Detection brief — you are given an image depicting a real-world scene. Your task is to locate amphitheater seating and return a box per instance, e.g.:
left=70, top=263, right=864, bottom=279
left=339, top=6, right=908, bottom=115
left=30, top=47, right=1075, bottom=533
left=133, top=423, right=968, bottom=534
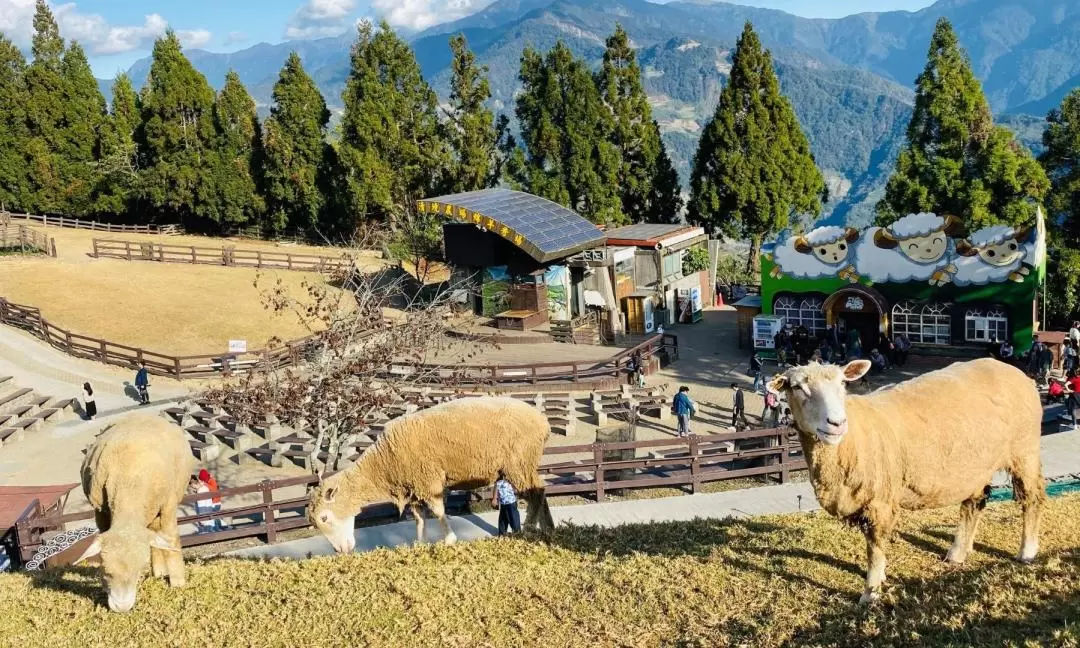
left=0, top=378, right=76, bottom=445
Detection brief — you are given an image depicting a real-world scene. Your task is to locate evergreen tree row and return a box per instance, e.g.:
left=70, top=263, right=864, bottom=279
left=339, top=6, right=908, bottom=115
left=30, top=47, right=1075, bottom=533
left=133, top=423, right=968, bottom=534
left=0, top=4, right=685, bottom=235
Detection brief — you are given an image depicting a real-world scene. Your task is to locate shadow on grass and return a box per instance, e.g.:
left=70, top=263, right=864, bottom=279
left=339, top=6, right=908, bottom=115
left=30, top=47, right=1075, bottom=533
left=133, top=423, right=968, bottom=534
left=784, top=547, right=1080, bottom=646
left=25, top=564, right=106, bottom=608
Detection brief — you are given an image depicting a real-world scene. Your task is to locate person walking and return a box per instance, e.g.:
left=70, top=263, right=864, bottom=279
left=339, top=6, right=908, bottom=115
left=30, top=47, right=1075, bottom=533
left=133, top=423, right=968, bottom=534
left=893, top=333, right=910, bottom=367
left=1070, top=321, right=1080, bottom=346
left=749, top=351, right=765, bottom=394
left=729, top=383, right=749, bottom=431
left=1065, top=341, right=1078, bottom=375
left=761, top=389, right=780, bottom=428
left=82, top=382, right=97, bottom=421
left=134, top=361, right=150, bottom=405
left=189, top=475, right=214, bottom=534
left=198, top=469, right=223, bottom=531
left=491, top=472, right=521, bottom=536
left=671, top=386, right=696, bottom=437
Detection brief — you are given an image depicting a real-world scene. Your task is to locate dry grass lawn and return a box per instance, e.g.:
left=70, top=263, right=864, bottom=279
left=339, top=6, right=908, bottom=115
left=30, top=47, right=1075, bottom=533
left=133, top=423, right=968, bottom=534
left=3, top=495, right=1079, bottom=647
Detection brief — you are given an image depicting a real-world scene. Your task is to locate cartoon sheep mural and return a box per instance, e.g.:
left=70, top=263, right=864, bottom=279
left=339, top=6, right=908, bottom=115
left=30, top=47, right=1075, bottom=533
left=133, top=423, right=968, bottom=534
left=769, top=226, right=861, bottom=283
left=855, top=213, right=967, bottom=286
left=307, top=397, right=554, bottom=553
left=74, top=414, right=195, bottom=613
left=952, top=224, right=1037, bottom=286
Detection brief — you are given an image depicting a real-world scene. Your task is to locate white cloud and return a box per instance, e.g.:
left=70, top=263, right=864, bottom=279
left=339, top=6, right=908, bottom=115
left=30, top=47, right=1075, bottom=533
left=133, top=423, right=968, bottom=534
left=285, top=0, right=358, bottom=39
left=371, top=0, right=494, bottom=31
left=0, top=0, right=211, bottom=55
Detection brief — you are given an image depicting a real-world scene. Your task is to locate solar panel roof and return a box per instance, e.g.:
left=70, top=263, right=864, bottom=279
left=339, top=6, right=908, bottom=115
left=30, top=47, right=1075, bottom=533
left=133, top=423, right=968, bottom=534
left=417, top=189, right=606, bottom=263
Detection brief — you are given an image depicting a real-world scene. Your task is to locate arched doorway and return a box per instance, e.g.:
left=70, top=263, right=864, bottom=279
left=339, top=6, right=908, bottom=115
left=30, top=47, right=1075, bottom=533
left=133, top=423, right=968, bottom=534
left=823, top=285, right=889, bottom=354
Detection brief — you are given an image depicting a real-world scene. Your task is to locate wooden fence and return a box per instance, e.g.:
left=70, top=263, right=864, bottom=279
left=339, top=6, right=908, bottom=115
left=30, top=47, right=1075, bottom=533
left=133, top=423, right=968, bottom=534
left=0, top=225, right=56, bottom=257
left=0, top=297, right=320, bottom=380
left=12, top=427, right=805, bottom=565
left=91, top=238, right=354, bottom=273
left=0, top=211, right=180, bottom=235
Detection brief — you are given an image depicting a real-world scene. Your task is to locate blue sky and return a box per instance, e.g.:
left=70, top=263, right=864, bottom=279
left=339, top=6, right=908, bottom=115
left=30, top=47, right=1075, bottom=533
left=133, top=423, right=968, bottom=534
left=0, top=0, right=936, bottom=77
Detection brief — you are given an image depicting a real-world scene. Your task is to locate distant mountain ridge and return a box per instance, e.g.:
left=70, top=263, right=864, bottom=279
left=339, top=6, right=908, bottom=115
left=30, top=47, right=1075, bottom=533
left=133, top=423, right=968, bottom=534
left=103, top=0, right=1080, bottom=226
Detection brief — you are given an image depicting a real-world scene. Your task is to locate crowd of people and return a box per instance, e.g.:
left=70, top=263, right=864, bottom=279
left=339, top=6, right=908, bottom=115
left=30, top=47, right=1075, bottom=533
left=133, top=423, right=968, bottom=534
left=767, top=323, right=911, bottom=376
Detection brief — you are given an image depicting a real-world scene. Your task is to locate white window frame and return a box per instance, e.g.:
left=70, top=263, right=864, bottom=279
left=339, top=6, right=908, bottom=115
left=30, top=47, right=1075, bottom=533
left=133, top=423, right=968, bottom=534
left=774, top=295, right=825, bottom=335
left=891, top=300, right=952, bottom=345
left=964, top=307, right=1008, bottom=343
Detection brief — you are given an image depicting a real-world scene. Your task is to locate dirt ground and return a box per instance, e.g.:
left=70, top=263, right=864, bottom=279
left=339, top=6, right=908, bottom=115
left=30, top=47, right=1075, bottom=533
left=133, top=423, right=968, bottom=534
left=0, top=225, right=384, bottom=355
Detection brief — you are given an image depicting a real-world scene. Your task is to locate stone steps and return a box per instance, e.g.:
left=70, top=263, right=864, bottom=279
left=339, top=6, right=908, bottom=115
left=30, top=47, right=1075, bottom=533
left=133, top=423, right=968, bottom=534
left=0, top=383, right=76, bottom=446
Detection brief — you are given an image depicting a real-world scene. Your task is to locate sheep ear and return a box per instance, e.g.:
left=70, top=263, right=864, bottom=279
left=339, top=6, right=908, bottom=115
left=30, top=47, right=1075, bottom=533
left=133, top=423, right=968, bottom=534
left=149, top=534, right=181, bottom=553
left=842, top=360, right=872, bottom=382
left=873, top=228, right=898, bottom=249
left=323, top=486, right=337, bottom=503
left=942, top=214, right=967, bottom=238
left=793, top=237, right=812, bottom=254
left=1014, top=225, right=1034, bottom=243
left=955, top=240, right=978, bottom=257
left=767, top=375, right=789, bottom=394
left=73, top=537, right=102, bottom=565
left=844, top=228, right=860, bottom=243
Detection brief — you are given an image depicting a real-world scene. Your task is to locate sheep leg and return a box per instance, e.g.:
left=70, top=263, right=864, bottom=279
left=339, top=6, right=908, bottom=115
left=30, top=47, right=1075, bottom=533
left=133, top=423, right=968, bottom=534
left=1011, top=454, right=1045, bottom=563
left=427, top=495, right=456, bottom=546
left=946, top=491, right=988, bottom=564
left=148, top=516, right=167, bottom=579
left=860, top=522, right=892, bottom=604
left=410, top=502, right=427, bottom=545
left=157, top=505, right=185, bottom=588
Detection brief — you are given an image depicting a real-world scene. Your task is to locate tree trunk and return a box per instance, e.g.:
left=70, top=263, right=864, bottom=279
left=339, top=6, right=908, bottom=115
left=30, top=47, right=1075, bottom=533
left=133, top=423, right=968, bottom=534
left=746, top=235, right=762, bottom=276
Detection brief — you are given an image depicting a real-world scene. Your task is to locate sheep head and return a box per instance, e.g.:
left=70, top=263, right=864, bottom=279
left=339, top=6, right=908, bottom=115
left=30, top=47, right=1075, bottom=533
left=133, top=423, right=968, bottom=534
left=793, top=227, right=859, bottom=265
left=768, top=360, right=871, bottom=446
left=73, top=528, right=179, bottom=613
left=307, top=475, right=358, bottom=554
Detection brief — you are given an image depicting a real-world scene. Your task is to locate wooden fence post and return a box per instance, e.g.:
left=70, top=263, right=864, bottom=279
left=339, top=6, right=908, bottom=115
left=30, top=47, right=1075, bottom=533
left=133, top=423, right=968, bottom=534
left=593, top=444, right=605, bottom=502
left=191, top=246, right=196, bottom=264
left=688, top=435, right=699, bottom=494
left=65, top=331, right=73, bottom=354
left=50, top=238, right=56, bottom=257
left=779, top=431, right=789, bottom=484
left=99, top=339, right=107, bottom=362
left=262, top=481, right=277, bottom=544
left=126, top=240, right=132, bottom=261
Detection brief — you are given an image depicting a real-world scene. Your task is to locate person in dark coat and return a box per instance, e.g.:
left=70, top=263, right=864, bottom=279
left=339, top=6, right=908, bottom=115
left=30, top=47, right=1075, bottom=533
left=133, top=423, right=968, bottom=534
left=135, top=361, right=150, bottom=405
left=82, top=382, right=96, bottom=420
left=730, top=383, right=749, bottom=430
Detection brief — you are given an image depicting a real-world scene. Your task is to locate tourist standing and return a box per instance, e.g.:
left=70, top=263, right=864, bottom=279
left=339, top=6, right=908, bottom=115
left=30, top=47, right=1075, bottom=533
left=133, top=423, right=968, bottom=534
left=1065, top=341, right=1078, bottom=375
left=1039, top=342, right=1054, bottom=386
left=846, top=328, right=863, bottom=359
left=774, top=328, right=788, bottom=367
left=825, top=324, right=843, bottom=363
left=1070, top=321, right=1080, bottom=346
left=671, top=386, right=696, bottom=437
left=749, top=351, right=765, bottom=394
left=134, top=361, right=150, bottom=405
left=729, top=383, right=749, bottom=430
left=627, top=349, right=643, bottom=386
left=189, top=476, right=214, bottom=534
left=491, top=472, right=520, bottom=536
left=894, top=333, right=910, bottom=367
left=198, top=469, right=223, bottom=531
left=82, top=382, right=96, bottom=421
left=999, top=339, right=1015, bottom=363
left=761, top=389, right=780, bottom=428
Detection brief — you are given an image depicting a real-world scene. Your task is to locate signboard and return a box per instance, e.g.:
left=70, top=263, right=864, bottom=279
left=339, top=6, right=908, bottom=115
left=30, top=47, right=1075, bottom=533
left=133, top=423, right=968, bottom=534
left=417, top=200, right=526, bottom=250
left=845, top=296, right=864, bottom=311
left=228, top=340, right=247, bottom=354
left=644, top=299, right=655, bottom=334
left=690, top=287, right=704, bottom=323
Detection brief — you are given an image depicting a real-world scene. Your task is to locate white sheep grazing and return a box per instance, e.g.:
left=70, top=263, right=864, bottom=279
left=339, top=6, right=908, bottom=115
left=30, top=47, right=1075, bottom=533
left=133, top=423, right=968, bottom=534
left=855, top=213, right=966, bottom=286
left=768, top=358, right=1044, bottom=604
left=952, top=224, right=1035, bottom=286
left=307, top=396, right=554, bottom=553
left=769, top=226, right=861, bottom=282
left=74, top=414, right=195, bottom=613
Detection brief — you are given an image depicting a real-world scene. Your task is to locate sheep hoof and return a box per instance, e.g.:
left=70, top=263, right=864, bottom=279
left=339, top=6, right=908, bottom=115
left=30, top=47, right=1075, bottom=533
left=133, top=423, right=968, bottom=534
left=858, top=589, right=880, bottom=605
left=944, top=549, right=967, bottom=564
left=1017, top=546, right=1038, bottom=564
left=168, top=577, right=186, bottom=588
left=443, top=532, right=458, bottom=546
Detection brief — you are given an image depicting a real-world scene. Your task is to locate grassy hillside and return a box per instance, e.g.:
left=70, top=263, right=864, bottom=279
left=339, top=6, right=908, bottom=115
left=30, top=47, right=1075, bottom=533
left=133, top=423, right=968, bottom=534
left=3, top=496, right=1079, bottom=647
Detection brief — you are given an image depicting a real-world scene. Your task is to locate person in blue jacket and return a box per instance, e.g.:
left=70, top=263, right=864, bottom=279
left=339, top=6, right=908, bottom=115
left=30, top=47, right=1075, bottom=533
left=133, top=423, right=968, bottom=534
left=135, top=361, right=150, bottom=405
left=671, top=386, right=696, bottom=437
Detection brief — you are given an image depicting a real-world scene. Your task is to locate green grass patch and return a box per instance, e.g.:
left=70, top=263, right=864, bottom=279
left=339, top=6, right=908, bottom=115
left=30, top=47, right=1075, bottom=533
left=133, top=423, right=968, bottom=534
left=3, top=496, right=1079, bottom=647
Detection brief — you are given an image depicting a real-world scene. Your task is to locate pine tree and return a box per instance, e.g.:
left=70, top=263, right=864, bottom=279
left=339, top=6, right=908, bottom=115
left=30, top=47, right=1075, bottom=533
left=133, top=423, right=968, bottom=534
left=877, top=18, right=1047, bottom=229
left=1039, top=89, right=1080, bottom=324
left=262, top=52, right=331, bottom=233
left=207, top=71, right=264, bottom=227
left=60, top=42, right=106, bottom=215
left=93, top=73, right=140, bottom=217
left=339, top=21, right=448, bottom=227
left=24, top=0, right=67, bottom=213
left=513, top=42, right=623, bottom=224
left=444, top=33, right=502, bottom=193
left=688, top=22, right=824, bottom=270
left=598, top=25, right=682, bottom=223
left=137, top=31, right=217, bottom=227
left=0, top=36, right=30, bottom=210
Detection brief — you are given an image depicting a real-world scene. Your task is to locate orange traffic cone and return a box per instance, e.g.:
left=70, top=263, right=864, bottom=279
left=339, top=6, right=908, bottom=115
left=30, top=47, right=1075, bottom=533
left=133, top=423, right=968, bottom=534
left=716, top=290, right=725, bottom=307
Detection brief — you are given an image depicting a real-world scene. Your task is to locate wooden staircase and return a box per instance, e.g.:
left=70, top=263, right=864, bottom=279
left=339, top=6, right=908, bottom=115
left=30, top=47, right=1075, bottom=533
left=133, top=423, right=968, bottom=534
left=550, top=312, right=601, bottom=345
left=0, top=376, right=77, bottom=445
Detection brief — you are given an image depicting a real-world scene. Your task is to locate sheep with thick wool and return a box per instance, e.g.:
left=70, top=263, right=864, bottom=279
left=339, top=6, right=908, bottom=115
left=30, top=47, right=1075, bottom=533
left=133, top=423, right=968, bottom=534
left=74, top=414, right=195, bottom=613
left=768, top=358, right=1044, bottom=604
left=308, top=396, right=554, bottom=552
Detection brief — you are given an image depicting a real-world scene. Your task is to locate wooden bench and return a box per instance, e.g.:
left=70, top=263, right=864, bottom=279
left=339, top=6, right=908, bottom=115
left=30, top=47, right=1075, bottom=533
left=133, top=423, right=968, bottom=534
left=185, top=424, right=218, bottom=445
left=281, top=449, right=312, bottom=469
left=494, top=309, right=546, bottom=331
left=188, top=439, right=220, bottom=462
left=271, top=433, right=315, bottom=452
left=0, top=388, right=33, bottom=413
left=245, top=446, right=282, bottom=468
left=190, top=410, right=222, bottom=426
left=212, top=428, right=254, bottom=451
left=0, top=417, right=37, bottom=444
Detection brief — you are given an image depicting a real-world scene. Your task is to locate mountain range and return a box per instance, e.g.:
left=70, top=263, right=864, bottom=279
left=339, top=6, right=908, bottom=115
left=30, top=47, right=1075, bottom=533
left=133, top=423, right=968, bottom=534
left=105, top=0, right=1080, bottom=227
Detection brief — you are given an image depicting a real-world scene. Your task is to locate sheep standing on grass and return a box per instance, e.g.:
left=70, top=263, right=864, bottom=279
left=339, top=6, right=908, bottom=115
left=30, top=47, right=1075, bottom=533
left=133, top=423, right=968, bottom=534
left=768, top=358, right=1044, bottom=604
left=768, top=226, right=861, bottom=282
left=73, top=414, right=195, bottom=613
left=308, top=397, right=554, bottom=552
left=856, top=212, right=966, bottom=286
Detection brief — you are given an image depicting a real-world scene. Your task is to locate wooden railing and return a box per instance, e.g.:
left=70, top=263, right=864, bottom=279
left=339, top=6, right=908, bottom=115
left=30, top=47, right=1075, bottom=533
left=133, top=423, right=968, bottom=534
left=0, top=297, right=320, bottom=380
left=12, top=427, right=805, bottom=565
left=1, top=211, right=180, bottom=234
left=91, top=238, right=354, bottom=273
left=0, top=225, right=56, bottom=257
